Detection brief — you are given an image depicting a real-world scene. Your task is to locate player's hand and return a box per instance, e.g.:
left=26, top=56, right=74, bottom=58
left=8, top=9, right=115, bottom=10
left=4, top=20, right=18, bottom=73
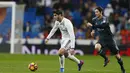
left=91, top=30, right=95, bottom=37
left=87, top=22, right=93, bottom=27
left=45, top=38, right=49, bottom=44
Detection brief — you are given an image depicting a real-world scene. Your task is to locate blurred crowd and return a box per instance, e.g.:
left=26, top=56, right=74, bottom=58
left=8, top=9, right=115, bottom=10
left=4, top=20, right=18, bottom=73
left=1, top=0, right=130, bottom=45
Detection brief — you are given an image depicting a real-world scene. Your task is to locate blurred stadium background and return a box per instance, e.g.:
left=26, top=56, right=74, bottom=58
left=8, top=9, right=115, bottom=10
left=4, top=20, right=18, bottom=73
left=0, top=0, right=130, bottom=55
left=0, top=0, right=129, bottom=73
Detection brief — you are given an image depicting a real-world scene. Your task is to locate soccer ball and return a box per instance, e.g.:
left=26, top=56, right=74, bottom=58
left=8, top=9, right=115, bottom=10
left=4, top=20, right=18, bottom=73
left=28, top=62, right=38, bottom=71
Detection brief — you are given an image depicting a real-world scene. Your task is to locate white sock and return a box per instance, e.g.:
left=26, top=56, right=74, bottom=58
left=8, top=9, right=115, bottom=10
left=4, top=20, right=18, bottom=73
left=67, top=53, right=80, bottom=64
left=59, top=55, right=65, bottom=68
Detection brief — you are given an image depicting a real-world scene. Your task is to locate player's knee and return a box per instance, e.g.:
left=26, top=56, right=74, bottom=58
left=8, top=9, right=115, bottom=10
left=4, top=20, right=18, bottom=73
left=115, top=53, right=121, bottom=59
left=58, top=48, right=65, bottom=55
left=64, top=49, right=75, bottom=58
left=95, top=43, right=101, bottom=51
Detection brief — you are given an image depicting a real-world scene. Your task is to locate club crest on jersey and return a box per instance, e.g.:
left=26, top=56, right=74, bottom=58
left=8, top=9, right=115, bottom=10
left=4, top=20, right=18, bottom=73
left=101, top=20, right=106, bottom=24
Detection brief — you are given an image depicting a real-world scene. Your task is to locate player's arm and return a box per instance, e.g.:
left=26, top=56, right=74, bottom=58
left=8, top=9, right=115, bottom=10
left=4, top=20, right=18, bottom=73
left=87, top=18, right=96, bottom=29
left=92, top=17, right=109, bottom=29
left=65, top=20, right=75, bottom=49
left=45, top=22, right=59, bottom=43
left=87, top=18, right=95, bottom=37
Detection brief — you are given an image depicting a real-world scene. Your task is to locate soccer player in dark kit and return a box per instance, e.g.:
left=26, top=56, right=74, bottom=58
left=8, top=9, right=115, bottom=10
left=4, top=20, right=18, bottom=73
left=87, top=6, right=126, bottom=73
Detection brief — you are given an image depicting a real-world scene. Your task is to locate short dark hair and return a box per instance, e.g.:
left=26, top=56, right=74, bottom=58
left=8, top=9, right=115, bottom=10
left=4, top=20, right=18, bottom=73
left=95, top=6, right=103, bottom=13
left=53, top=10, right=63, bottom=15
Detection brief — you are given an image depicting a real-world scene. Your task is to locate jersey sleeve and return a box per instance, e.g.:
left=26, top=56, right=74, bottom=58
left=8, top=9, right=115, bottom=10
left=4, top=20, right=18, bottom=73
left=46, top=21, right=59, bottom=39
left=65, top=20, right=75, bottom=48
left=92, top=17, right=109, bottom=29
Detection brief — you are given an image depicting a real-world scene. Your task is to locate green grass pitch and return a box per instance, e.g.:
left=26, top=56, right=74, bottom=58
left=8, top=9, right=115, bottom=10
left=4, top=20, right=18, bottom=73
left=0, top=54, right=129, bottom=73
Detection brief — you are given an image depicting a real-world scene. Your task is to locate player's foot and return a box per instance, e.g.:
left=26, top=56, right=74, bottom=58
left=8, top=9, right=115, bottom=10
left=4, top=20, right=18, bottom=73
left=103, top=57, right=110, bottom=67
left=78, top=60, right=84, bottom=71
left=60, top=68, right=64, bottom=73
left=121, top=67, right=126, bottom=73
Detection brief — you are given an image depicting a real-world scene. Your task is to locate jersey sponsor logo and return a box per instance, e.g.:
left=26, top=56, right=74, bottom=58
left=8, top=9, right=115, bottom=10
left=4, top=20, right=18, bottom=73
left=102, top=20, right=106, bottom=24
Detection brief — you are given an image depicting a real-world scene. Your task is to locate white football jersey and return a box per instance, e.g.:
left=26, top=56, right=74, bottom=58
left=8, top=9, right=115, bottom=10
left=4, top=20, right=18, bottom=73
left=47, top=17, right=75, bottom=48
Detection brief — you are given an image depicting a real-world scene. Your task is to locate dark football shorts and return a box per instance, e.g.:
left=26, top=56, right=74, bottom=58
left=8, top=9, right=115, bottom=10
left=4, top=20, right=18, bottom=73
left=97, top=37, right=119, bottom=54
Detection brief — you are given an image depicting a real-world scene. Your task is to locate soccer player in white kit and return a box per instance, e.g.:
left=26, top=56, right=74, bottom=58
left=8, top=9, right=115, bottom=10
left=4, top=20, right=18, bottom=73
left=45, top=10, right=84, bottom=72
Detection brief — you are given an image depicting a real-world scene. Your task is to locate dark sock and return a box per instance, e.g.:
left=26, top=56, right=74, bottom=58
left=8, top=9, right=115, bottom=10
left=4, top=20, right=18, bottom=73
left=59, top=54, right=63, bottom=57
left=117, top=58, right=125, bottom=70
left=98, top=49, right=107, bottom=60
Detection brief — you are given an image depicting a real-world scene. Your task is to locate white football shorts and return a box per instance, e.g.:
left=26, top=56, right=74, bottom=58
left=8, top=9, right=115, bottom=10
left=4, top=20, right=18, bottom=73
left=60, top=39, right=71, bottom=50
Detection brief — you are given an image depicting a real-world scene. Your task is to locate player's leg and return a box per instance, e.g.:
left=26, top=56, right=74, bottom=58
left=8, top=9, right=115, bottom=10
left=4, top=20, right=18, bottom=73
left=66, top=49, right=84, bottom=71
left=115, top=53, right=126, bottom=73
left=58, top=48, right=65, bottom=72
left=62, top=41, right=84, bottom=71
left=66, top=49, right=80, bottom=64
left=95, top=43, right=109, bottom=67
left=58, top=48, right=83, bottom=71
left=58, top=48, right=84, bottom=71
left=58, top=39, right=69, bottom=72
left=109, top=41, right=126, bottom=73
left=60, top=39, right=81, bottom=64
